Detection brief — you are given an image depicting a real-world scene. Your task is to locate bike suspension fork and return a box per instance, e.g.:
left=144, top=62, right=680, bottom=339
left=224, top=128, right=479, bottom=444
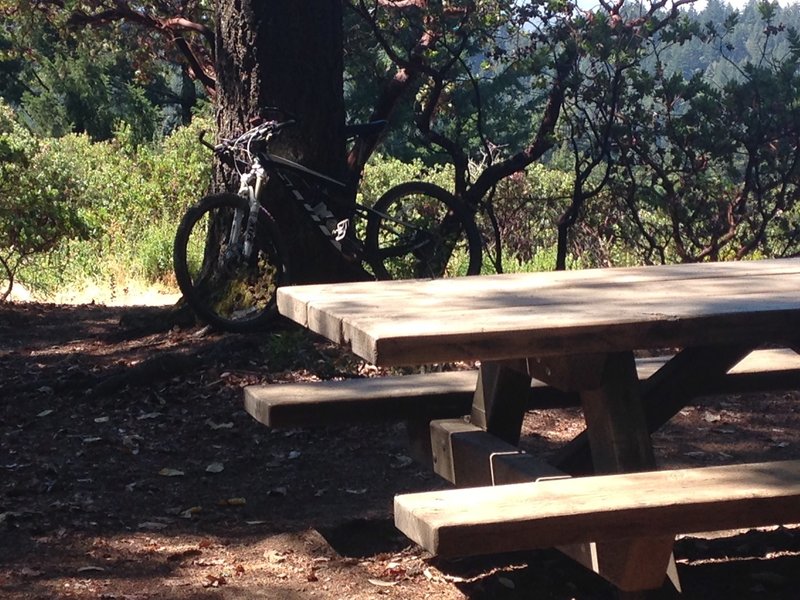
left=239, top=167, right=267, bottom=258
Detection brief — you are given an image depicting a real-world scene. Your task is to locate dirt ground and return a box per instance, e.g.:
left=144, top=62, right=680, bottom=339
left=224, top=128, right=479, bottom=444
left=2, top=300, right=800, bottom=599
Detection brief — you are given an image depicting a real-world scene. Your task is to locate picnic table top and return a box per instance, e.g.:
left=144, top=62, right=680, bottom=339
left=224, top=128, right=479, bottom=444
left=276, top=258, right=800, bottom=366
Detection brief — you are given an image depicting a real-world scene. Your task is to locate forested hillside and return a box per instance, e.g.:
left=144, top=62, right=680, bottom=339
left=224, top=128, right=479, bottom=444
left=665, top=0, right=800, bottom=80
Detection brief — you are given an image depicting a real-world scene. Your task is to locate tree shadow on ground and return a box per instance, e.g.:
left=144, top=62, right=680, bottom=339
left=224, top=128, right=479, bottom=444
left=2, top=302, right=800, bottom=600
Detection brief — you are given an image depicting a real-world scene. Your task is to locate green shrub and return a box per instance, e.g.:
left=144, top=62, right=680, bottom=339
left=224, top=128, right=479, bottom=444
left=132, top=217, right=178, bottom=282
left=358, top=154, right=455, bottom=206
left=10, top=111, right=213, bottom=296
left=0, top=101, right=94, bottom=294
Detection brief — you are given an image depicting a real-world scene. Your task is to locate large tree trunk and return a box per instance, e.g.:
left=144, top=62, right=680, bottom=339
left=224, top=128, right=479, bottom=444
left=214, top=0, right=364, bottom=283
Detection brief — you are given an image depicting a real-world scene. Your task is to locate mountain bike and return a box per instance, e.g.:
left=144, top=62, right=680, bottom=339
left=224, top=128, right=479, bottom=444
left=173, top=109, right=482, bottom=332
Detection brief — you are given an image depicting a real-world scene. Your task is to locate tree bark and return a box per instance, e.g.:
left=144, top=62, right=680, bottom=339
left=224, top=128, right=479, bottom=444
left=214, top=0, right=365, bottom=283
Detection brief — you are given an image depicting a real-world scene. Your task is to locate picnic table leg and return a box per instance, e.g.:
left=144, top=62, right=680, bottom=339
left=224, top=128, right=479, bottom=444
left=404, top=358, right=538, bottom=474
left=424, top=360, right=543, bottom=485
left=577, top=350, right=677, bottom=594
left=431, top=356, right=679, bottom=594
left=554, top=344, right=753, bottom=474
left=470, top=359, right=531, bottom=445
left=579, top=350, right=656, bottom=473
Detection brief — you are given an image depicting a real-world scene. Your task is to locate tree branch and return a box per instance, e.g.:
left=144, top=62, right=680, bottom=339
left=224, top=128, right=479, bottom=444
left=467, top=44, right=575, bottom=206
left=65, top=2, right=216, bottom=91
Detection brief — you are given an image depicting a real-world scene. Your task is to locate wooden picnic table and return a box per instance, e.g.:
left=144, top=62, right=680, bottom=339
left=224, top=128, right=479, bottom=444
left=275, top=258, right=800, bottom=594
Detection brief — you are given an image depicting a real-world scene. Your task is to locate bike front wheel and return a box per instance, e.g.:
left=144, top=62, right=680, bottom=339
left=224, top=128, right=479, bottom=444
left=365, top=182, right=482, bottom=280
left=173, top=193, right=288, bottom=332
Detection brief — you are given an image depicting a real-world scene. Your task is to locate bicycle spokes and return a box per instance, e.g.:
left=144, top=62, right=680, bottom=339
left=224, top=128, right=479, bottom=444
left=174, top=194, right=284, bottom=331
left=365, top=182, right=481, bottom=280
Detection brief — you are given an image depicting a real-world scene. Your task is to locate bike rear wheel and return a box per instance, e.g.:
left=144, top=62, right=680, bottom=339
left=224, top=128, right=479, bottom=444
left=365, top=182, right=482, bottom=280
left=173, top=193, right=288, bottom=332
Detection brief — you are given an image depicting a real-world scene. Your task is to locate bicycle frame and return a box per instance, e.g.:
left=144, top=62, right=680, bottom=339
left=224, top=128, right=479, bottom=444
left=242, top=148, right=365, bottom=258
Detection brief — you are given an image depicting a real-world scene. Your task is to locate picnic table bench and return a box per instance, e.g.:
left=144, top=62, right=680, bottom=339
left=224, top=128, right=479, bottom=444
left=244, top=258, right=800, bottom=594
left=245, top=348, right=800, bottom=428
left=394, top=460, right=800, bottom=557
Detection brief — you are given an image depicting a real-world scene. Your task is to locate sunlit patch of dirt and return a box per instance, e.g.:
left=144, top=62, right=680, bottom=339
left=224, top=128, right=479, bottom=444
left=11, top=278, right=181, bottom=307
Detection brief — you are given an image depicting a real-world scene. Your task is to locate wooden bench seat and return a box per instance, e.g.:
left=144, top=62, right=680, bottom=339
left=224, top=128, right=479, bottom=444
left=394, top=459, right=800, bottom=559
left=245, top=371, right=478, bottom=428
left=719, top=347, right=800, bottom=391
left=244, top=348, right=800, bottom=428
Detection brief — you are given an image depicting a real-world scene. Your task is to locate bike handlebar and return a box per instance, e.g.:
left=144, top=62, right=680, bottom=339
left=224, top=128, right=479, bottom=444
left=200, top=109, right=386, bottom=159
left=198, top=106, right=298, bottom=157
left=198, top=119, right=297, bottom=173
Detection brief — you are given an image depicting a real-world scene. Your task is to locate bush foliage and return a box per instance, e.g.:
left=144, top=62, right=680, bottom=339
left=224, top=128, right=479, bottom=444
left=1, top=100, right=212, bottom=296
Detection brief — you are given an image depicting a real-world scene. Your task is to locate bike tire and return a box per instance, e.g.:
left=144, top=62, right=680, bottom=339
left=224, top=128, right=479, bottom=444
left=365, top=182, right=482, bottom=280
left=173, top=193, right=289, bottom=332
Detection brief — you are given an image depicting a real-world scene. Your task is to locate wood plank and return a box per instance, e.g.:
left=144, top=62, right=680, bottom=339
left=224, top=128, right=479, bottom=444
left=244, top=371, right=478, bottom=427
left=429, top=418, right=563, bottom=487
left=244, top=370, right=578, bottom=430
left=279, top=260, right=800, bottom=332
left=427, top=419, right=607, bottom=586
left=276, top=259, right=800, bottom=366
left=394, top=460, right=800, bottom=559
left=731, top=347, right=800, bottom=372
left=278, top=259, right=800, bottom=324
left=355, top=300, right=800, bottom=366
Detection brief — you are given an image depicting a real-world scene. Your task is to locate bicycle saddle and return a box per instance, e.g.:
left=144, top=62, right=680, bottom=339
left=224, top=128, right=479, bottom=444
left=344, top=120, right=388, bottom=139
